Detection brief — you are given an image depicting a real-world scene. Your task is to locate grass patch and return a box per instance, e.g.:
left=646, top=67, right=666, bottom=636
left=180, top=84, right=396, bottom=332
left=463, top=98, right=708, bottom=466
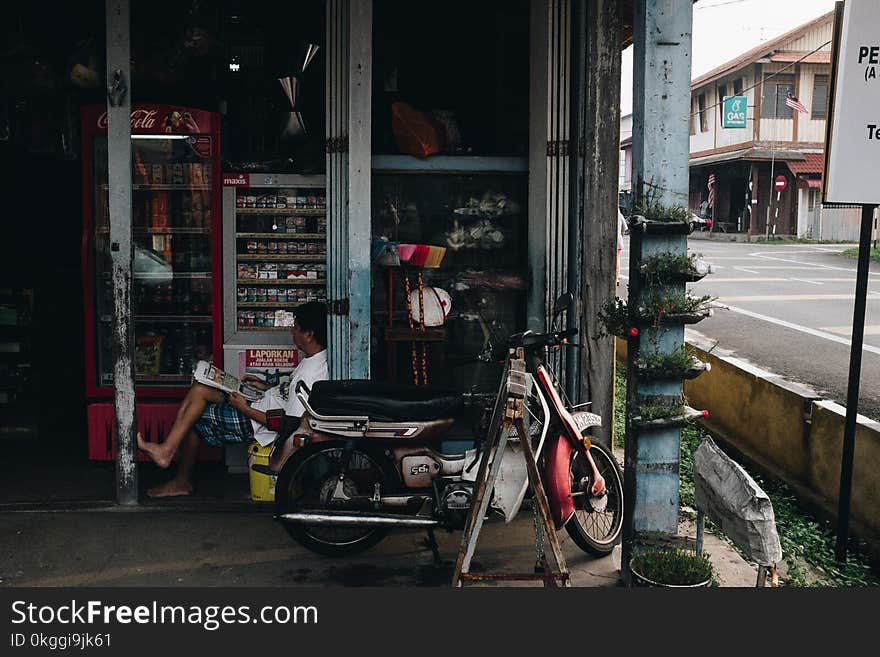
left=615, top=366, right=880, bottom=587
left=841, top=246, right=880, bottom=263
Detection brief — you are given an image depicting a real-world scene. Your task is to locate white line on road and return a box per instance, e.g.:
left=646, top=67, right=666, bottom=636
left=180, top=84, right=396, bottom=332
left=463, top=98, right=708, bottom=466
left=789, top=278, right=823, bottom=285
left=720, top=304, right=880, bottom=356
left=720, top=294, right=880, bottom=302
left=820, top=325, right=880, bottom=336
left=749, top=251, right=880, bottom=276
left=734, top=266, right=760, bottom=274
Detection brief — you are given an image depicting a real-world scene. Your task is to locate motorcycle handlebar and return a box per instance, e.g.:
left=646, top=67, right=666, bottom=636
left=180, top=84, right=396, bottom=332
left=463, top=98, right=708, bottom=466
left=477, top=329, right=579, bottom=362
left=508, top=328, right=578, bottom=349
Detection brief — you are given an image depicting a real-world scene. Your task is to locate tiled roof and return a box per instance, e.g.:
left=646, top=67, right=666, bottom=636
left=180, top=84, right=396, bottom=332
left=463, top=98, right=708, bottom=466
left=787, top=152, right=825, bottom=175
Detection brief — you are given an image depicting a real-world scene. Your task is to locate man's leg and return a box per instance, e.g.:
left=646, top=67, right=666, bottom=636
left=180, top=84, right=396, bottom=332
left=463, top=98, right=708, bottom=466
left=147, top=430, right=200, bottom=498
left=138, top=383, right=223, bottom=468
left=268, top=434, right=298, bottom=473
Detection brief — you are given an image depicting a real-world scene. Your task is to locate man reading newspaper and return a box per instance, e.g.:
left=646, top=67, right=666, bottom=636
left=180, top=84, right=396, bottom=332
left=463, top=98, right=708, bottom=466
left=137, top=301, right=328, bottom=498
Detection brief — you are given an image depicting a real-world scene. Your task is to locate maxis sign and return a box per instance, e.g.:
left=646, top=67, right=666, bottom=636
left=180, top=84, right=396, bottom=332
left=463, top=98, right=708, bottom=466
left=722, top=96, right=748, bottom=129
left=825, top=0, right=880, bottom=204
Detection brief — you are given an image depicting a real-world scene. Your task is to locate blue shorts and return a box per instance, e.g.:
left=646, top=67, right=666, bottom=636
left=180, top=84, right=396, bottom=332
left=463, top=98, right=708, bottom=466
left=193, top=397, right=255, bottom=447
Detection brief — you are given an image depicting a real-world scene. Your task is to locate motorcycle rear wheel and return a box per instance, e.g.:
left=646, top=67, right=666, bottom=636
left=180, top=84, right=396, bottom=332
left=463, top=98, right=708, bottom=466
left=275, top=440, right=399, bottom=557
left=564, top=441, right=624, bottom=555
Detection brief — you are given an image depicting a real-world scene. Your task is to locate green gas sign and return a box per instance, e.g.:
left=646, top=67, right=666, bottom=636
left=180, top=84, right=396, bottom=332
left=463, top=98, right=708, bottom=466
left=722, top=95, right=748, bottom=129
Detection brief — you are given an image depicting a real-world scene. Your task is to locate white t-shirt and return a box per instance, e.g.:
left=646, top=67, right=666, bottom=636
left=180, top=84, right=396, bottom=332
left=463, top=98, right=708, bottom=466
left=249, top=350, right=329, bottom=446
left=617, top=209, right=627, bottom=250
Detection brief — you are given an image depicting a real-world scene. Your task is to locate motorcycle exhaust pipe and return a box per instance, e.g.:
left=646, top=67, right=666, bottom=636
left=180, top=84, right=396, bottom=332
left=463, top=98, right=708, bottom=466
left=275, top=511, right=439, bottom=528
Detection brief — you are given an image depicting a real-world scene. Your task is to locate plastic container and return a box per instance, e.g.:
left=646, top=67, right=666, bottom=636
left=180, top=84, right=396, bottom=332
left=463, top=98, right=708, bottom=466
left=248, top=443, right=276, bottom=502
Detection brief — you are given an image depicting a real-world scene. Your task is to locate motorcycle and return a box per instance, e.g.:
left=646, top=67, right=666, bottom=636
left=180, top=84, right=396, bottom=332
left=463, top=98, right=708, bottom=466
left=272, top=297, right=624, bottom=558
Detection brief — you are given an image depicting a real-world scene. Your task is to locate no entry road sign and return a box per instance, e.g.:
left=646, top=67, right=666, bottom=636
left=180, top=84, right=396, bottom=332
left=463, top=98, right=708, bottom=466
left=774, top=175, right=787, bottom=193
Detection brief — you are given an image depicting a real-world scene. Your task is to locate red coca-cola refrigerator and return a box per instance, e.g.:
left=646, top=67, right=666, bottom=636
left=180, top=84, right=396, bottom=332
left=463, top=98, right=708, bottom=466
left=81, top=104, right=222, bottom=460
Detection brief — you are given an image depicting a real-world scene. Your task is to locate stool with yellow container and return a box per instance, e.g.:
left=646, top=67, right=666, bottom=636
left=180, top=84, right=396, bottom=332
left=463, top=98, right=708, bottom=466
left=248, top=408, right=284, bottom=502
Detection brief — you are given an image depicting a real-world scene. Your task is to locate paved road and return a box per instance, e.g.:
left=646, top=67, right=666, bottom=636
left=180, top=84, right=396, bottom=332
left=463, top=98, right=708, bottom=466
left=620, top=239, right=880, bottom=420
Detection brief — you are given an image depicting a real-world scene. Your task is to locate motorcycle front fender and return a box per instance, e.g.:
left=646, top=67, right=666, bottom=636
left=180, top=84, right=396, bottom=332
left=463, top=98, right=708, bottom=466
left=544, top=433, right=575, bottom=530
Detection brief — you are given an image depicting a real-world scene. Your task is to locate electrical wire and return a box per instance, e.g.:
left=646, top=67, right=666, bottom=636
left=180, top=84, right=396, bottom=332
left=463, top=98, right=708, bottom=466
left=690, top=39, right=832, bottom=117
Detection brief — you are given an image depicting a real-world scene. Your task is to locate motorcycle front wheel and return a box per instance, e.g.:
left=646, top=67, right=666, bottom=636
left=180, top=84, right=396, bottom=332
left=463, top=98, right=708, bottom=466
left=564, top=441, right=624, bottom=555
left=274, top=440, right=399, bottom=557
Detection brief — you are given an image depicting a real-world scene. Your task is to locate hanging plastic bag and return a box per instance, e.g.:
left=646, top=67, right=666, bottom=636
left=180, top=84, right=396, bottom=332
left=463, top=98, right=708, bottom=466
left=391, top=102, right=444, bottom=159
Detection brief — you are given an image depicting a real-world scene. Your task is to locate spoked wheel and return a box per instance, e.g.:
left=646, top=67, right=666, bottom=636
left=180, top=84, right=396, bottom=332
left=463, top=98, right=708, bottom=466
left=274, top=440, right=399, bottom=557
left=564, top=441, right=624, bottom=555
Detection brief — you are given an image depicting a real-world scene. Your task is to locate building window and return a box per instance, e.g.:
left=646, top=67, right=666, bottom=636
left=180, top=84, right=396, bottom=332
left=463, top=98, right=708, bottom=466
left=698, top=93, right=708, bottom=132
left=812, top=74, right=829, bottom=120
left=690, top=97, right=697, bottom=135
left=733, top=77, right=743, bottom=96
left=762, top=74, right=794, bottom=119
left=717, top=84, right=727, bottom=126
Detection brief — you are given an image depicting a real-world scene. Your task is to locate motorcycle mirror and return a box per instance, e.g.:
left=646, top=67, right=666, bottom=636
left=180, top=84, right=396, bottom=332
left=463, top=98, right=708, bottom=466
left=553, top=292, right=573, bottom=328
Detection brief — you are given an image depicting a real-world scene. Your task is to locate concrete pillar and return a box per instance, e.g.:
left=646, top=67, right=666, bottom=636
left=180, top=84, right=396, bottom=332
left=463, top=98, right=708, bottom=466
left=623, top=0, right=694, bottom=575
left=106, top=0, right=137, bottom=505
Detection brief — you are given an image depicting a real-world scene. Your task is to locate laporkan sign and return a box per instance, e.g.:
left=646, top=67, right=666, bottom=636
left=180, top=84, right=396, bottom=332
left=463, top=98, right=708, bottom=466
left=824, top=0, right=880, bottom=204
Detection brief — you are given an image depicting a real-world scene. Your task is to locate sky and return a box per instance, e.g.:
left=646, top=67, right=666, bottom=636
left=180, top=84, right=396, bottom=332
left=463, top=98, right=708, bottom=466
left=620, top=0, right=838, bottom=119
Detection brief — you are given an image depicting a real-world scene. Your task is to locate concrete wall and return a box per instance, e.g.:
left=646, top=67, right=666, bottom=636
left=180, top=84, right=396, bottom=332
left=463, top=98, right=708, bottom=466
left=615, top=335, right=880, bottom=556
left=683, top=337, right=880, bottom=554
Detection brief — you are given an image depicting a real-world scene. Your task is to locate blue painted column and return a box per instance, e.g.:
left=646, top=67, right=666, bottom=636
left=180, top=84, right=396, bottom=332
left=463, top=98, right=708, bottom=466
left=623, top=0, right=694, bottom=575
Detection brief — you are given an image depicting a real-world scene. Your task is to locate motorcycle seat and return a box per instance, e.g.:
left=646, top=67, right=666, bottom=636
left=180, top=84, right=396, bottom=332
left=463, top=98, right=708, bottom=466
left=308, top=380, right=464, bottom=422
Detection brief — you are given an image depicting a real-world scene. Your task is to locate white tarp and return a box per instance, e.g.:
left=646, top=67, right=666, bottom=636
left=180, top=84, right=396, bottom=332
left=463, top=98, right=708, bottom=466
left=694, top=437, right=783, bottom=565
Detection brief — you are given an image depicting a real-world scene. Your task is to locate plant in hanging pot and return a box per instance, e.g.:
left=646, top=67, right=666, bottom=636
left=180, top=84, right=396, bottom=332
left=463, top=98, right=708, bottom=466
left=636, top=345, right=711, bottom=380
left=597, top=297, right=634, bottom=338
left=640, top=251, right=712, bottom=285
left=628, top=200, right=706, bottom=234
left=639, top=292, right=715, bottom=327
left=629, top=547, right=717, bottom=588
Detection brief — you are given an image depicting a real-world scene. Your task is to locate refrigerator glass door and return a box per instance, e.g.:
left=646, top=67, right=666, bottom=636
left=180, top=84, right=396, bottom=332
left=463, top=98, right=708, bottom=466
left=94, top=136, right=214, bottom=387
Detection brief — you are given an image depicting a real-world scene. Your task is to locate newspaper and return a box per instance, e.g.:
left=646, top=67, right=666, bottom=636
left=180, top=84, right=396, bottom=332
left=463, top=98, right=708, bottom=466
left=192, top=360, right=265, bottom=401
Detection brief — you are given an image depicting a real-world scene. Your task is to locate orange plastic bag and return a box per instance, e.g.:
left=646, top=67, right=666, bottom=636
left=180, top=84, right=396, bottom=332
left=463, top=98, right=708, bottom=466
left=391, top=102, right=444, bottom=159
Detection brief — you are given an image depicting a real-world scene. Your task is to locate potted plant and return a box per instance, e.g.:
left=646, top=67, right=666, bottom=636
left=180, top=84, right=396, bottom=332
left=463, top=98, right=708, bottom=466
left=635, top=345, right=711, bottom=380
left=629, top=547, right=716, bottom=587
left=597, top=297, right=633, bottom=338
left=633, top=395, right=708, bottom=429
left=639, top=292, right=715, bottom=326
left=628, top=202, right=704, bottom=235
left=640, top=251, right=711, bottom=285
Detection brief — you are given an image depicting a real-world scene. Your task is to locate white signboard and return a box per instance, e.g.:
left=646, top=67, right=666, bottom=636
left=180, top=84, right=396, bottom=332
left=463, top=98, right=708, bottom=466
left=824, top=0, right=880, bottom=204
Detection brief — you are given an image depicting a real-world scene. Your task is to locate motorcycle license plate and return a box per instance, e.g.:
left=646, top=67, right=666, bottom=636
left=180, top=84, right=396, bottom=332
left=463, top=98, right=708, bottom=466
left=572, top=412, right=602, bottom=433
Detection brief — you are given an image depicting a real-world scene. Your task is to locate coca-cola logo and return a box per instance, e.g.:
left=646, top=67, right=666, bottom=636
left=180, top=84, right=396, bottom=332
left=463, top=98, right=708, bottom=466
left=97, top=109, right=159, bottom=130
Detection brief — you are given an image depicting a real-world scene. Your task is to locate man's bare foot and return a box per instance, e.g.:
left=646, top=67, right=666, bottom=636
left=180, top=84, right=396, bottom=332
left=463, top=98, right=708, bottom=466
left=147, top=480, right=194, bottom=498
left=137, top=432, right=174, bottom=469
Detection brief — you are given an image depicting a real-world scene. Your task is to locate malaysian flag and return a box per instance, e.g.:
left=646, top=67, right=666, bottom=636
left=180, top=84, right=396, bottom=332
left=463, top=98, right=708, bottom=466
left=785, top=92, right=809, bottom=114
left=708, top=173, right=716, bottom=208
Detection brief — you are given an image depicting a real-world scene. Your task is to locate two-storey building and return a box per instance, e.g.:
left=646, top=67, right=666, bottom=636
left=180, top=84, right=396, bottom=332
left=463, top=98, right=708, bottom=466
left=687, top=10, right=861, bottom=240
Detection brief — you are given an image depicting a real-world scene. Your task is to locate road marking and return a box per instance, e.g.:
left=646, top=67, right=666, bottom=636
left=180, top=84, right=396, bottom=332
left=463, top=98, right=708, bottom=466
left=720, top=294, right=880, bottom=302
left=695, top=277, right=789, bottom=282
left=734, top=266, right=761, bottom=274
left=789, top=278, right=823, bottom=285
left=749, top=251, right=880, bottom=276
left=720, top=304, right=880, bottom=356
left=819, top=325, right=880, bottom=336
left=741, top=265, right=842, bottom=270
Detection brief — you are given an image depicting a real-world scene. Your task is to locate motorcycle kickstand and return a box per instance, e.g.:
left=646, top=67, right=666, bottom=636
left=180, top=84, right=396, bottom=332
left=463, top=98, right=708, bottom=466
left=423, top=528, right=442, bottom=565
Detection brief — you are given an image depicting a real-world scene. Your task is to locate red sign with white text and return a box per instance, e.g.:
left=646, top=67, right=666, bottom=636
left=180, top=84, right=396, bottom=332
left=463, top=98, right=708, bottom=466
left=87, top=104, right=214, bottom=135
left=774, top=175, right=788, bottom=193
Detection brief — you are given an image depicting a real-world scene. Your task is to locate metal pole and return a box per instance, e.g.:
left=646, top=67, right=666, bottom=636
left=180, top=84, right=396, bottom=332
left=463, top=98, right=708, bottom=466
left=835, top=203, right=876, bottom=563
left=106, top=0, right=137, bottom=505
